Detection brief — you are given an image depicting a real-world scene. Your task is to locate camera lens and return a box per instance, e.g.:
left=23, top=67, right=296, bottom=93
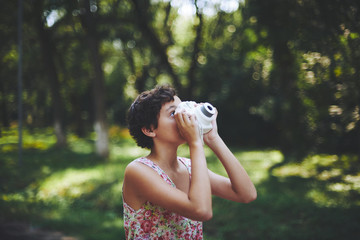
left=200, top=103, right=215, bottom=118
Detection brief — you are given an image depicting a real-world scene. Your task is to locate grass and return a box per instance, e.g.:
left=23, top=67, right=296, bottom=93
left=1, top=127, right=360, bottom=239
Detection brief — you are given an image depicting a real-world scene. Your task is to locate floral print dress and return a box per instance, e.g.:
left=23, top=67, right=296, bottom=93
left=123, top=157, right=203, bottom=240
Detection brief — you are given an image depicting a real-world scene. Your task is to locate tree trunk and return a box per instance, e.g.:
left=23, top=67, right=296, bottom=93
left=187, top=1, right=203, bottom=99
left=89, top=37, right=109, bottom=158
left=34, top=0, right=66, bottom=147
left=80, top=0, right=109, bottom=158
left=0, top=78, right=10, bottom=128
left=272, top=40, right=305, bottom=160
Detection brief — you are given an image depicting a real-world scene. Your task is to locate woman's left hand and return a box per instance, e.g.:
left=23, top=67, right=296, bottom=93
left=203, top=108, right=219, bottom=145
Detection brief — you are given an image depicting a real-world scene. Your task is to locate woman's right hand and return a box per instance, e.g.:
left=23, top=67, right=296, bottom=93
left=175, top=111, right=201, bottom=146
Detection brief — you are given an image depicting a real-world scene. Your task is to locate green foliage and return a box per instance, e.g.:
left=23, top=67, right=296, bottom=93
left=1, top=0, right=360, bottom=157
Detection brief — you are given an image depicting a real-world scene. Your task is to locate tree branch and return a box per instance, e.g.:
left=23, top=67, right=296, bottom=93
left=187, top=0, right=203, bottom=98
left=131, top=0, right=182, bottom=93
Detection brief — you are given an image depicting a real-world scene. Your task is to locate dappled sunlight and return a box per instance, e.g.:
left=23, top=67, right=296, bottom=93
left=67, top=135, right=94, bottom=154
left=203, top=148, right=284, bottom=185
left=306, top=189, right=340, bottom=207
left=328, top=182, right=352, bottom=192
left=272, top=162, right=317, bottom=178
left=37, top=167, right=105, bottom=199
left=272, top=154, right=360, bottom=207
left=110, top=143, right=148, bottom=160
left=234, top=150, right=283, bottom=184
left=344, top=174, right=360, bottom=189
left=317, top=168, right=342, bottom=180
left=2, top=192, right=27, bottom=203
left=36, top=163, right=125, bottom=202
left=0, top=128, right=126, bottom=238
left=0, top=127, right=56, bottom=152
left=0, top=157, right=126, bottom=238
left=306, top=185, right=360, bottom=207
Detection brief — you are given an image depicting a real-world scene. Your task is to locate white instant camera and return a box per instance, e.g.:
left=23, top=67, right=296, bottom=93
left=175, top=101, right=216, bottom=135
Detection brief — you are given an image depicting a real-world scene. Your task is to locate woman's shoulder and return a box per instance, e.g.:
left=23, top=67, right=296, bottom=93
left=125, top=158, right=150, bottom=175
left=125, top=157, right=153, bottom=169
left=124, top=157, right=163, bottom=180
left=124, top=158, right=164, bottom=190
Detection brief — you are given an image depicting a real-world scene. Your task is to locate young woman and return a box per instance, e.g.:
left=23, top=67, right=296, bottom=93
left=123, top=85, right=257, bottom=239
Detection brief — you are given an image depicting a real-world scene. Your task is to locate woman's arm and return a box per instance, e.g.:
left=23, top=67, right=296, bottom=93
left=206, top=135, right=257, bottom=203
left=203, top=111, right=257, bottom=203
left=176, top=110, right=212, bottom=219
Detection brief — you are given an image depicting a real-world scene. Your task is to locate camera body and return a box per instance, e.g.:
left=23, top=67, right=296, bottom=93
left=175, top=101, right=216, bottom=134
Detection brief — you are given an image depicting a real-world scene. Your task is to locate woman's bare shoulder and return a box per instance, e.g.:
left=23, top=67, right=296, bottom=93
left=124, top=159, right=167, bottom=192
left=125, top=160, right=154, bottom=181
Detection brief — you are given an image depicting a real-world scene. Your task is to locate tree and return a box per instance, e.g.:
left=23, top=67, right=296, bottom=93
left=1, top=0, right=359, bottom=160
left=34, top=0, right=67, bottom=147
left=79, top=0, right=109, bottom=158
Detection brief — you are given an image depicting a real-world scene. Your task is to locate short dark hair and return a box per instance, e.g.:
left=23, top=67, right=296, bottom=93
left=127, top=85, right=176, bottom=149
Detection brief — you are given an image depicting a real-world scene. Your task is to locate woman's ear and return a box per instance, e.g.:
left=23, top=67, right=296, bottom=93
left=141, top=126, right=156, bottom=138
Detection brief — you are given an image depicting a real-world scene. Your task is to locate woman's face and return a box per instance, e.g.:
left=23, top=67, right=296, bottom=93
left=153, top=96, right=186, bottom=146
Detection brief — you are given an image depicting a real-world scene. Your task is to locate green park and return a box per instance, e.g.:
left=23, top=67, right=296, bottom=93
left=1, top=0, right=360, bottom=239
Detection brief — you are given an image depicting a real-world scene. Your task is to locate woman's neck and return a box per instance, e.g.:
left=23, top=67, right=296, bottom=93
left=147, top=144, right=179, bottom=170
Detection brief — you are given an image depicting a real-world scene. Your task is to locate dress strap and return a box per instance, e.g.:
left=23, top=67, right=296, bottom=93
left=178, top=157, right=192, bottom=177
left=134, top=157, right=175, bottom=187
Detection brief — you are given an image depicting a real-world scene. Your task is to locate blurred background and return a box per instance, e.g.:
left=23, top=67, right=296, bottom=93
left=1, top=0, right=359, bottom=239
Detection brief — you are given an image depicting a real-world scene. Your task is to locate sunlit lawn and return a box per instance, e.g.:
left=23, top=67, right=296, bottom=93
left=1, top=127, right=360, bottom=239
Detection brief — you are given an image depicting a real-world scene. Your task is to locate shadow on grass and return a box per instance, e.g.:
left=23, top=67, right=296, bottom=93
left=205, top=174, right=360, bottom=240
left=0, top=147, right=102, bottom=193
left=0, top=146, right=129, bottom=239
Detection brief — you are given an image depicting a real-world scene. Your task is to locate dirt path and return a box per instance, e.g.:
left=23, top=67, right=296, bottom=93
left=0, top=222, right=78, bottom=240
